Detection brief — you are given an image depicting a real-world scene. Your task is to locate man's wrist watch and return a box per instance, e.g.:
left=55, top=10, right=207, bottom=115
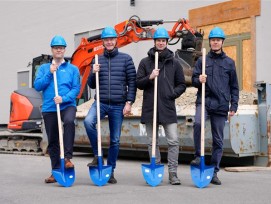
left=127, top=101, right=133, bottom=105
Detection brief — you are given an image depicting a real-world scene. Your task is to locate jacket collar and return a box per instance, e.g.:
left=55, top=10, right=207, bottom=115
left=148, top=47, right=173, bottom=62
left=209, top=50, right=226, bottom=59
left=104, top=47, right=119, bottom=58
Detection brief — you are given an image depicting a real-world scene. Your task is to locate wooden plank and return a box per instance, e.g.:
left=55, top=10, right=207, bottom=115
left=225, top=166, right=271, bottom=172
left=189, top=0, right=261, bottom=27
left=198, top=18, right=251, bottom=39
left=243, top=39, right=252, bottom=91
left=223, top=46, right=237, bottom=63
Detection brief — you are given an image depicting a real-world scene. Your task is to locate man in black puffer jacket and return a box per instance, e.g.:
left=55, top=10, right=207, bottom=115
left=191, top=27, right=239, bottom=185
left=137, top=27, right=186, bottom=185
left=84, top=26, right=136, bottom=184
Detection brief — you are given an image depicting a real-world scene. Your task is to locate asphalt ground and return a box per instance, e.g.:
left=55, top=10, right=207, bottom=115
left=1, top=153, right=271, bottom=204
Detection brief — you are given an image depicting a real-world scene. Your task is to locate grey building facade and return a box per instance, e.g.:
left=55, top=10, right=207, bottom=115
left=0, top=0, right=270, bottom=124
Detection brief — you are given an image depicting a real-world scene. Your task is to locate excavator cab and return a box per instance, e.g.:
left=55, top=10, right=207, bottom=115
left=8, top=88, right=43, bottom=131
left=8, top=55, right=52, bottom=132
left=8, top=55, right=73, bottom=132
left=174, top=29, right=203, bottom=85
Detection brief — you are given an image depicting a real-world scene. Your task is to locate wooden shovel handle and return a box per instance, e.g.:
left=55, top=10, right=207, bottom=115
left=152, top=52, right=159, bottom=157
left=53, top=71, right=64, bottom=159
left=201, top=48, right=206, bottom=156
left=95, top=54, right=102, bottom=157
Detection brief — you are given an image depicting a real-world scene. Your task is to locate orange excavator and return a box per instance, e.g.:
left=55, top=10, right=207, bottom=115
left=8, top=15, right=203, bottom=131
left=71, top=15, right=203, bottom=100
left=5, top=15, right=202, bottom=154
left=7, top=55, right=52, bottom=132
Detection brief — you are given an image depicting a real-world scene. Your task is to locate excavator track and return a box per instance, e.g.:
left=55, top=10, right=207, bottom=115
left=0, top=129, right=44, bottom=156
left=0, top=150, right=43, bottom=156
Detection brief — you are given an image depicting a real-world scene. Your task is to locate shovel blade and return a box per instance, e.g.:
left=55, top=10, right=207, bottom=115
left=190, top=157, right=214, bottom=188
left=89, top=163, right=112, bottom=186
left=141, top=163, right=164, bottom=187
left=52, top=159, right=75, bottom=187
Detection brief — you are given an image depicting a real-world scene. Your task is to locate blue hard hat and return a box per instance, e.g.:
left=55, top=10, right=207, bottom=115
left=153, top=27, right=169, bottom=39
left=101, top=26, right=117, bottom=39
left=208, top=27, right=225, bottom=39
left=50, top=35, right=67, bottom=47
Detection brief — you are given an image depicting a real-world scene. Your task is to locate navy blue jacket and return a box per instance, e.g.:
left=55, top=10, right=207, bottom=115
left=192, top=51, right=239, bottom=115
left=88, top=48, right=136, bottom=104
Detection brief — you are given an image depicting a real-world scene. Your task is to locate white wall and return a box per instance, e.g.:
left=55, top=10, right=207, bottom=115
left=0, top=0, right=226, bottom=124
left=256, top=0, right=271, bottom=83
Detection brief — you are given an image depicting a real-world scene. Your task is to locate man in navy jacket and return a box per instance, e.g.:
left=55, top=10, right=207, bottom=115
left=191, top=27, right=239, bottom=185
left=84, top=26, right=136, bottom=184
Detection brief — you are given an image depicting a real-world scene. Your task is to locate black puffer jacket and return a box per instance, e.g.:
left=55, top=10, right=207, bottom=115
left=88, top=48, right=137, bottom=104
left=192, top=51, right=239, bottom=115
left=137, top=47, right=186, bottom=123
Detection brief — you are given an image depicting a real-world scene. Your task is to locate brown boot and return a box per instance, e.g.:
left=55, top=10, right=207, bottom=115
left=44, top=175, right=56, bottom=183
left=65, top=158, right=74, bottom=169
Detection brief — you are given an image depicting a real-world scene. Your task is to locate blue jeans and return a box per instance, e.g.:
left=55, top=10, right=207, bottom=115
left=84, top=101, right=124, bottom=171
left=193, top=104, right=227, bottom=174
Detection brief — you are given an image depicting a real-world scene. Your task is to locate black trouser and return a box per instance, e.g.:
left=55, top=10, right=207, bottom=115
left=193, top=104, right=227, bottom=174
left=42, top=106, right=76, bottom=169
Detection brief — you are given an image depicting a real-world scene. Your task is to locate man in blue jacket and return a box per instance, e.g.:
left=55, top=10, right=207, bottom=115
left=191, top=27, right=239, bottom=185
left=34, top=35, right=80, bottom=183
left=84, top=26, right=136, bottom=184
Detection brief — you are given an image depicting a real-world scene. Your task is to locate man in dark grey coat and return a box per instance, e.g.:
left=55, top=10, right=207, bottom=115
left=136, top=27, right=186, bottom=185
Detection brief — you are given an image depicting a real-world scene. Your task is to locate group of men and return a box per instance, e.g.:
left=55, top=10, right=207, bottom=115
left=34, top=26, right=239, bottom=186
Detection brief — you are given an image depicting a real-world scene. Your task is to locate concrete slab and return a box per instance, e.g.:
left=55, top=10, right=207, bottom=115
left=1, top=153, right=271, bottom=204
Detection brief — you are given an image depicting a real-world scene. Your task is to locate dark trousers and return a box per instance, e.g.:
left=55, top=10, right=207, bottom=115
left=42, top=106, right=76, bottom=169
left=193, top=104, right=227, bottom=174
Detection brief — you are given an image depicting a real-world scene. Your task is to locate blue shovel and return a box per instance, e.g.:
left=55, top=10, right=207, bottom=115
left=191, top=48, right=214, bottom=188
left=142, top=52, right=164, bottom=187
left=89, top=54, right=112, bottom=186
left=52, top=70, right=75, bottom=187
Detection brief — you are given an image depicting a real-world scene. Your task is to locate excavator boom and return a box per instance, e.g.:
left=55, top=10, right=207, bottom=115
left=71, top=15, right=202, bottom=99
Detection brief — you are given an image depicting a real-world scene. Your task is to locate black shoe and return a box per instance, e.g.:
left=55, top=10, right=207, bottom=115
left=87, top=156, right=104, bottom=167
left=108, top=173, right=117, bottom=184
left=211, top=174, right=221, bottom=185
left=190, top=157, right=200, bottom=166
left=169, top=172, right=181, bottom=185
left=87, top=156, right=98, bottom=167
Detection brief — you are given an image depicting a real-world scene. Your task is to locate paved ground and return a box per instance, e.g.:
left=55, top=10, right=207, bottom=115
left=1, top=153, right=271, bottom=204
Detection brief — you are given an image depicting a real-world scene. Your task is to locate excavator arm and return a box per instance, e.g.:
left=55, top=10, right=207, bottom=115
left=71, top=15, right=202, bottom=99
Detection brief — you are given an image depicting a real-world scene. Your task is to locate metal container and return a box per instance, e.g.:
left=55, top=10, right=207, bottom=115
left=73, top=83, right=271, bottom=166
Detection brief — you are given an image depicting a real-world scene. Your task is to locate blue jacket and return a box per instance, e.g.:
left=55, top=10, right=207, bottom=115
left=34, top=60, right=80, bottom=112
left=192, top=51, right=239, bottom=115
left=88, top=48, right=136, bottom=104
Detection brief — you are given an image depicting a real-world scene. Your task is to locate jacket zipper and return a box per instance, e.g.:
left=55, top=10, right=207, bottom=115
left=108, top=57, right=111, bottom=105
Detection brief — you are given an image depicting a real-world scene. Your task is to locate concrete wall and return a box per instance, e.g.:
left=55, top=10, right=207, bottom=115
left=0, top=0, right=243, bottom=124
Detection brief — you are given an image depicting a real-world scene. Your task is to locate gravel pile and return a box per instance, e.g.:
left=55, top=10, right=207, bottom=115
left=136, top=87, right=257, bottom=106
left=175, top=87, right=257, bottom=106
